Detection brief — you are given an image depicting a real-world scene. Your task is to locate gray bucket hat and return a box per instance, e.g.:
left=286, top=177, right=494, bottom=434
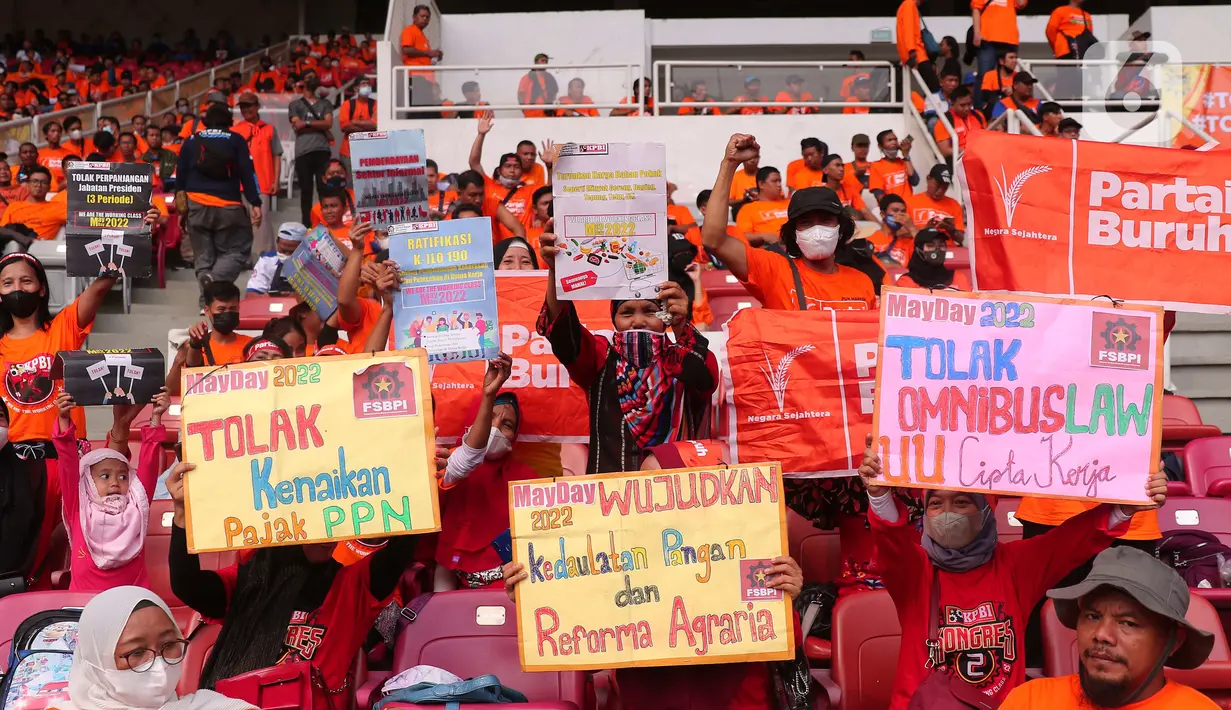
left=1048, top=547, right=1215, bottom=670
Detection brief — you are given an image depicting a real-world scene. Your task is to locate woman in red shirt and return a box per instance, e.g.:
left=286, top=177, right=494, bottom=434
left=857, top=434, right=1168, bottom=709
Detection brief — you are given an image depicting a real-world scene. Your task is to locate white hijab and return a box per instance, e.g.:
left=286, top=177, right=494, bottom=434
left=61, top=586, right=256, bottom=710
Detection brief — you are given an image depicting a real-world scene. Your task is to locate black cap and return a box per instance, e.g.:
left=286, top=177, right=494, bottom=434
left=1058, top=117, right=1083, bottom=132
left=787, top=187, right=844, bottom=220
left=1013, top=71, right=1038, bottom=85
left=913, top=227, right=949, bottom=247
left=928, top=164, right=952, bottom=184
left=851, top=133, right=871, bottom=147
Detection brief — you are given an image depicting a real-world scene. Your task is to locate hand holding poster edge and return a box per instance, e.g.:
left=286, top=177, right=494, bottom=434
left=178, top=350, right=442, bottom=554
left=508, top=462, right=794, bottom=673
left=869, top=286, right=1164, bottom=507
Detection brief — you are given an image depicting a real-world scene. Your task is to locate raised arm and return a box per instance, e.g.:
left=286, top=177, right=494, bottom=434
left=702, top=134, right=758, bottom=281
left=335, top=222, right=371, bottom=326
left=362, top=262, right=397, bottom=351
left=494, top=203, right=526, bottom=238
left=165, top=461, right=230, bottom=619
left=469, top=114, right=493, bottom=175
left=442, top=355, right=513, bottom=486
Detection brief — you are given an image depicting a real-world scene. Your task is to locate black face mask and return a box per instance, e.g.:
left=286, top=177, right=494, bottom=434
left=211, top=310, right=239, bottom=335
left=848, top=238, right=874, bottom=259
left=2, top=290, right=41, bottom=319
left=323, top=176, right=346, bottom=190
left=305, top=78, right=320, bottom=91
left=921, top=248, right=946, bottom=264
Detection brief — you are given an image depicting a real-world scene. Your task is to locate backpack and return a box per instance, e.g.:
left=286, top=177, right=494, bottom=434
left=375, top=675, right=528, bottom=710
left=0, top=608, right=81, bottom=709
left=1158, top=530, right=1231, bottom=588
left=794, top=582, right=839, bottom=640
left=196, top=135, right=235, bottom=181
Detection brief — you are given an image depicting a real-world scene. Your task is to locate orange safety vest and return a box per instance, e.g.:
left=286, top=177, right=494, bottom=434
left=232, top=120, right=278, bottom=196
left=340, top=97, right=376, bottom=158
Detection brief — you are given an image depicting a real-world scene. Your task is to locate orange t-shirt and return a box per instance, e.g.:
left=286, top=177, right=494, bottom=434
left=310, top=189, right=355, bottom=228
left=399, top=25, right=433, bottom=79
left=735, top=199, right=789, bottom=238
left=972, top=0, right=1022, bottom=45
left=741, top=247, right=875, bottom=311
left=0, top=200, right=68, bottom=239
left=339, top=97, right=376, bottom=158
left=896, top=0, right=927, bottom=63
left=732, top=95, right=769, bottom=115
left=841, top=73, right=871, bottom=99
left=559, top=96, right=599, bottom=117
left=484, top=176, right=534, bottom=239
left=934, top=111, right=987, bottom=151
left=788, top=166, right=827, bottom=192
left=728, top=169, right=758, bottom=202
left=204, top=333, right=253, bottom=366
left=1000, top=676, right=1218, bottom=710
left=771, top=91, right=815, bottom=115
left=890, top=270, right=973, bottom=291
left=678, top=97, right=721, bottom=116
left=982, top=69, right=1014, bottom=95
left=187, top=192, right=241, bottom=208
left=843, top=96, right=870, bottom=115
left=786, top=158, right=805, bottom=187
left=1046, top=7, right=1093, bottom=58
left=905, top=192, right=965, bottom=230
left=834, top=177, right=868, bottom=213
left=0, top=300, right=90, bottom=442
left=868, top=158, right=912, bottom=198
left=522, top=163, right=547, bottom=188
left=1015, top=498, right=1160, bottom=541
left=38, top=146, right=70, bottom=186
left=680, top=226, right=716, bottom=264
left=667, top=203, right=696, bottom=230
left=429, top=189, right=458, bottom=217
left=339, top=297, right=391, bottom=354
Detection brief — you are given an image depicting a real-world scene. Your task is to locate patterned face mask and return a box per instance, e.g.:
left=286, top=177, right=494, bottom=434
left=612, top=329, right=664, bottom=370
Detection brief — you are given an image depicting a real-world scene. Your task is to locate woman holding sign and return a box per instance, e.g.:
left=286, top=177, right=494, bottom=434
left=537, top=232, right=719, bottom=474
left=856, top=433, right=1169, bottom=709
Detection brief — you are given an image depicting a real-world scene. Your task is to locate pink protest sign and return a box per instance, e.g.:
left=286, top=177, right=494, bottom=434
left=871, top=287, right=1164, bottom=505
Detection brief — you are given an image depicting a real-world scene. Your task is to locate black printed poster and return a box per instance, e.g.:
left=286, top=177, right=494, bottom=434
left=53, top=349, right=166, bottom=405
left=65, top=161, right=154, bottom=278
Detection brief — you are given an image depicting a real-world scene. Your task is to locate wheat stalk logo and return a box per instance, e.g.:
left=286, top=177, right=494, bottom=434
left=759, top=344, right=815, bottom=413
left=992, top=165, right=1052, bottom=228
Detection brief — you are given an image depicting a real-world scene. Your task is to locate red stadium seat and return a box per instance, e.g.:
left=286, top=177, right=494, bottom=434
left=1162, top=497, right=1231, bottom=546
left=1163, top=395, right=1222, bottom=453
left=787, top=511, right=838, bottom=664
left=709, top=294, right=761, bottom=328
left=368, top=589, right=588, bottom=710
left=1183, top=437, right=1231, bottom=497
left=700, top=269, right=750, bottom=298
left=0, top=591, right=97, bottom=672
left=1041, top=597, right=1231, bottom=706
left=945, top=247, right=970, bottom=269
left=995, top=497, right=1024, bottom=542
left=239, top=295, right=298, bottom=330
left=176, top=622, right=221, bottom=696
left=127, top=397, right=182, bottom=445
left=822, top=589, right=901, bottom=710
left=145, top=500, right=240, bottom=633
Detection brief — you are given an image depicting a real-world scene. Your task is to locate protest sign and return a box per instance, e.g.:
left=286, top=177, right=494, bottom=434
left=432, top=272, right=613, bottom=444
left=958, top=130, right=1231, bottom=314
left=872, top=287, right=1163, bottom=504
left=725, top=308, right=879, bottom=477
left=510, top=463, right=793, bottom=671
left=1171, top=64, right=1231, bottom=149
left=53, top=349, right=165, bottom=405
left=351, top=130, right=429, bottom=230
left=65, top=161, right=154, bottom=278
left=180, top=352, right=440, bottom=553
left=552, top=143, right=667, bottom=300
left=284, top=225, right=344, bottom=319
left=389, top=217, right=498, bottom=364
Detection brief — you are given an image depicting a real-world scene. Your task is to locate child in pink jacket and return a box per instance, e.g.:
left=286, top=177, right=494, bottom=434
left=52, top=388, right=169, bottom=592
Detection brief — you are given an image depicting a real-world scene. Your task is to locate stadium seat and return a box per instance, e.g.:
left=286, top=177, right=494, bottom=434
left=995, top=497, right=1023, bottom=542
left=945, top=246, right=970, bottom=269
left=0, top=591, right=97, bottom=672
left=1159, top=498, right=1231, bottom=648
left=709, top=294, right=762, bottom=327
left=127, top=397, right=182, bottom=444
left=821, top=589, right=901, bottom=710
left=239, top=295, right=298, bottom=330
left=1041, top=598, right=1231, bottom=707
left=787, top=511, right=838, bottom=664
left=1183, top=437, right=1231, bottom=497
left=145, top=500, right=240, bottom=632
left=367, top=589, right=588, bottom=710
left=176, top=622, right=221, bottom=696
left=1163, top=395, right=1222, bottom=453
left=700, top=269, right=750, bottom=298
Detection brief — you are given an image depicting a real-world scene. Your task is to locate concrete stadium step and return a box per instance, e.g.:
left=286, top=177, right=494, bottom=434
left=1169, top=312, right=1231, bottom=430
left=1169, top=331, right=1231, bottom=367
left=1173, top=312, right=1231, bottom=333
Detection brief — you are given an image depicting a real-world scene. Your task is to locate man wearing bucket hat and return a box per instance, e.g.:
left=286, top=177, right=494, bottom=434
left=1001, top=547, right=1219, bottom=709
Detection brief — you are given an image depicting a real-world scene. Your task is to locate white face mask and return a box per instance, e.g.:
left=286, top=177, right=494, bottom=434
left=795, top=224, right=841, bottom=260
left=69, top=129, right=82, bottom=140
left=376, top=236, right=389, bottom=251
left=102, top=125, right=114, bottom=134
left=926, top=511, right=979, bottom=549
left=102, top=657, right=182, bottom=708
left=883, top=147, right=899, bottom=159
left=484, top=428, right=512, bottom=461
left=358, top=85, right=372, bottom=97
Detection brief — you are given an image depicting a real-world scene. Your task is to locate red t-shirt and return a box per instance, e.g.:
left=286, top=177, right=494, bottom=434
left=871, top=501, right=1127, bottom=710
left=215, top=555, right=390, bottom=706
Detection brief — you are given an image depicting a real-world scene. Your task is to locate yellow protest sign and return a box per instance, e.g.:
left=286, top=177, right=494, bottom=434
left=510, top=463, right=793, bottom=672
left=180, top=351, right=440, bottom=553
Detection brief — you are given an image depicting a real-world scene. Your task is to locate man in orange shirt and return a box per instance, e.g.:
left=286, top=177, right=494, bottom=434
left=991, top=71, right=1040, bottom=123
left=38, top=122, right=69, bottom=187
left=972, top=0, right=1027, bottom=107
left=822, top=154, right=877, bottom=223
left=846, top=133, right=872, bottom=190
left=0, top=167, right=65, bottom=239
left=678, top=81, right=720, bottom=115
left=318, top=188, right=353, bottom=245
left=843, top=77, right=872, bottom=114
left=840, top=50, right=871, bottom=98
left=611, top=77, right=653, bottom=116
left=401, top=4, right=441, bottom=84
left=166, top=281, right=253, bottom=395
left=557, top=78, right=598, bottom=116
left=1046, top=0, right=1094, bottom=59
left=734, top=167, right=789, bottom=245
left=868, top=129, right=917, bottom=201
left=452, top=170, right=525, bottom=242
left=771, top=75, right=814, bottom=114
left=786, top=138, right=827, bottom=192
left=905, top=164, right=965, bottom=242
left=934, top=86, right=986, bottom=161
left=339, top=77, right=378, bottom=167
left=871, top=194, right=917, bottom=264
left=732, top=76, right=768, bottom=115
left=728, top=154, right=759, bottom=207
left=897, top=0, right=939, bottom=91
left=517, top=54, right=559, bottom=117
left=232, top=93, right=284, bottom=256
left=425, top=159, right=457, bottom=219
left=515, top=139, right=547, bottom=187
left=980, top=49, right=1018, bottom=115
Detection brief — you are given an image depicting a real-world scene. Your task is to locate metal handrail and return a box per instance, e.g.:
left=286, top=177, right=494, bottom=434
left=390, top=62, right=644, bottom=115
left=652, top=59, right=898, bottom=116
left=1018, top=57, right=1165, bottom=107
left=908, top=67, right=949, bottom=165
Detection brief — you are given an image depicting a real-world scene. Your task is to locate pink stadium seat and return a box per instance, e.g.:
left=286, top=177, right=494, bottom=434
left=368, top=589, right=588, bottom=710
left=1042, top=598, right=1231, bottom=708
left=700, top=269, right=750, bottom=298
left=709, top=294, right=761, bottom=328
left=145, top=500, right=241, bottom=633
left=995, top=497, right=1023, bottom=542
left=946, top=246, right=970, bottom=269
left=819, top=589, right=901, bottom=710
left=0, top=591, right=97, bottom=672
left=1163, top=395, right=1221, bottom=453
left=239, top=295, right=298, bottom=330
left=1183, top=437, right=1231, bottom=497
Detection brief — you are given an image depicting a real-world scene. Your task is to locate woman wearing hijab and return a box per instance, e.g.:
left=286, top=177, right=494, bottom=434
left=434, top=355, right=536, bottom=590
left=51, top=389, right=170, bottom=591
left=886, top=227, right=971, bottom=290
left=536, top=232, right=719, bottom=474
left=0, top=400, right=46, bottom=591
left=494, top=236, right=539, bottom=271
left=856, top=434, right=1169, bottom=709
left=56, top=586, right=255, bottom=710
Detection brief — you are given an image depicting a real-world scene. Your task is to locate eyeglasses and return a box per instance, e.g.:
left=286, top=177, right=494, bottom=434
left=120, top=639, right=189, bottom=672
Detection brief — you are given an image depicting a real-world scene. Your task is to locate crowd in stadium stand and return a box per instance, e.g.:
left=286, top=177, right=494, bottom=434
left=1, top=1, right=1230, bottom=710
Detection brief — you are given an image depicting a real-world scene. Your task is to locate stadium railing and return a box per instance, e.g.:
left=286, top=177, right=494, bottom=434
left=651, top=60, right=899, bottom=114
left=388, top=62, right=645, bottom=116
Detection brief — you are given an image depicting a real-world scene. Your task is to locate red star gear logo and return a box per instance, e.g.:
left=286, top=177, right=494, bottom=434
left=353, top=361, right=417, bottom=419
left=1090, top=312, right=1151, bottom=371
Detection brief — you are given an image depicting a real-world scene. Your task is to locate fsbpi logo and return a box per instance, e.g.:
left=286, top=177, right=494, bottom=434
left=1090, top=312, right=1151, bottom=371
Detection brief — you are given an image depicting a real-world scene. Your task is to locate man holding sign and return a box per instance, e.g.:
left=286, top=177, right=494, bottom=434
left=861, top=286, right=1171, bottom=709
